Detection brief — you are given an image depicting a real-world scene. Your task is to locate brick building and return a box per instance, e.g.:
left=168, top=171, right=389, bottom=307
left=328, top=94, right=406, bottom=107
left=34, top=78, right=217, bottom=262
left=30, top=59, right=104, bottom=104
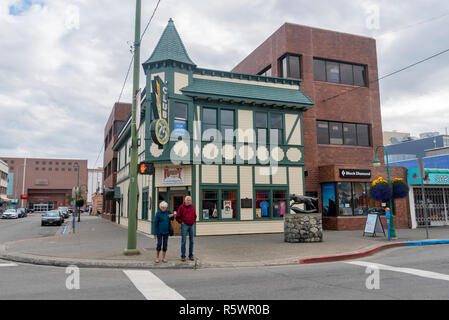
left=102, top=102, right=132, bottom=221
left=233, top=22, right=410, bottom=230
left=1, top=157, right=87, bottom=212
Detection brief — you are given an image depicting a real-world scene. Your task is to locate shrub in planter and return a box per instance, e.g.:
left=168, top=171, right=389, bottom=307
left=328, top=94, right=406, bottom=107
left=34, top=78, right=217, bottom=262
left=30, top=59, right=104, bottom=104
left=392, top=178, right=410, bottom=199
left=370, top=177, right=393, bottom=202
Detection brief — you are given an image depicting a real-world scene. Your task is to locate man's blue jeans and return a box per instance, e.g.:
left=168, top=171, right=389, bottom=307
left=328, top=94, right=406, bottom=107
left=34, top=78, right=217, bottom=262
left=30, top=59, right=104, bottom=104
left=181, top=224, right=194, bottom=258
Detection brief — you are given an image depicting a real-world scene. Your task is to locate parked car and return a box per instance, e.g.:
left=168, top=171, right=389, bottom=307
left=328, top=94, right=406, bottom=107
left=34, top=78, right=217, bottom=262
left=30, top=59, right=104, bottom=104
left=2, top=209, right=19, bottom=219
left=58, top=207, right=70, bottom=219
left=26, top=208, right=34, bottom=214
left=17, top=208, right=27, bottom=218
left=41, top=211, right=64, bottom=226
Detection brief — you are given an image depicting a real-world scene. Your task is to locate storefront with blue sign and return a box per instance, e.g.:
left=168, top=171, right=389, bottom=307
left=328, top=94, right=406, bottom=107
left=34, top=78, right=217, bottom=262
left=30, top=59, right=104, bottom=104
left=408, top=168, right=449, bottom=228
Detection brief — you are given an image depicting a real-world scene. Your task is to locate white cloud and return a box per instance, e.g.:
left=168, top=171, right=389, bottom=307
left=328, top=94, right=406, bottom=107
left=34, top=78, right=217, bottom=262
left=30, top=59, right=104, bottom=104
left=0, top=0, right=448, bottom=167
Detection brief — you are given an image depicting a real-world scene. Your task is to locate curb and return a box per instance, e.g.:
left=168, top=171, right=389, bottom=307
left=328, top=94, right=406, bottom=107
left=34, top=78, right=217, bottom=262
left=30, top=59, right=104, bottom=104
left=0, top=250, right=198, bottom=270
left=299, top=239, right=449, bottom=264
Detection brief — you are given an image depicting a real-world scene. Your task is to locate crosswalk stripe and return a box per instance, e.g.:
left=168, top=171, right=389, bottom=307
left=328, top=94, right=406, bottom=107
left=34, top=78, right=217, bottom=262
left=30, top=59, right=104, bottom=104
left=123, top=270, right=185, bottom=300
left=0, top=263, right=18, bottom=267
left=346, top=261, right=449, bottom=282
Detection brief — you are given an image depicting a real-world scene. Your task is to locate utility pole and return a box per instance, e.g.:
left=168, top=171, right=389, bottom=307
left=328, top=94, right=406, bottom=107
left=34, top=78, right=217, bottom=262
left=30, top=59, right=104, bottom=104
left=124, top=0, right=141, bottom=256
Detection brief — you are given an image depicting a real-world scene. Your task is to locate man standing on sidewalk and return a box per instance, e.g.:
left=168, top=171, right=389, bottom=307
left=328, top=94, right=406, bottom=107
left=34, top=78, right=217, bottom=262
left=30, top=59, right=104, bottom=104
left=176, top=196, right=197, bottom=262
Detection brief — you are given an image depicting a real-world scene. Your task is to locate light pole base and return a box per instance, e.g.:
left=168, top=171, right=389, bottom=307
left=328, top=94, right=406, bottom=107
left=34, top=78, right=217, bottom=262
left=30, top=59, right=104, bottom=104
left=124, top=248, right=141, bottom=256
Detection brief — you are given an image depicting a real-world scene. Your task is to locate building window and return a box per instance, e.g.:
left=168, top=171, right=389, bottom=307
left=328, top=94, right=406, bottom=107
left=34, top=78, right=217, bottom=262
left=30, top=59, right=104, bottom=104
left=35, top=161, right=39, bottom=165
left=255, top=189, right=287, bottom=219
left=326, top=61, right=340, bottom=83
left=279, top=54, right=301, bottom=79
left=173, top=102, right=188, bottom=137
left=314, top=58, right=367, bottom=87
left=49, top=168, right=52, bottom=171
left=343, top=123, right=357, bottom=145
left=322, top=182, right=385, bottom=217
left=258, top=65, right=272, bottom=77
left=221, top=190, right=237, bottom=219
left=202, top=190, right=219, bottom=220
left=62, top=168, right=65, bottom=172
left=220, top=109, right=235, bottom=142
left=42, top=168, right=46, bottom=171
left=141, top=189, right=149, bottom=221
left=202, top=108, right=217, bottom=141
left=329, top=122, right=343, bottom=145
left=270, top=113, right=283, bottom=145
left=256, top=112, right=268, bottom=145
left=317, top=121, right=371, bottom=147
left=357, top=124, right=370, bottom=146
left=35, top=168, right=39, bottom=171
left=68, top=168, right=72, bottom=172
left=201, top=189, right=238, bottom=221
left=55, top=168, right=59, bottom=171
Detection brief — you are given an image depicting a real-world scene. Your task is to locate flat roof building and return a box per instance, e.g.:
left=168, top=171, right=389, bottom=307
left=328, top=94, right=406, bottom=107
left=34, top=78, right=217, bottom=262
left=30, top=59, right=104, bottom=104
left=1, top=157, right=88, bottom=212
left=233, top=22, right=410, bottom=230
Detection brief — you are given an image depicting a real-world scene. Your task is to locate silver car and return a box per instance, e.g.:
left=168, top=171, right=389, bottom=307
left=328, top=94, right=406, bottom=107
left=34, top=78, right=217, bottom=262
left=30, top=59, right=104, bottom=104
left=2, top=209, right=19, bottom=219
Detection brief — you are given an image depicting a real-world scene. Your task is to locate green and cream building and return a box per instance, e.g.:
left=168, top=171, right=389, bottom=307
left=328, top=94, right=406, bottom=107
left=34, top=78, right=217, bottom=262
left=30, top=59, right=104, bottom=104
left=113, top=19, right=314, bottom=236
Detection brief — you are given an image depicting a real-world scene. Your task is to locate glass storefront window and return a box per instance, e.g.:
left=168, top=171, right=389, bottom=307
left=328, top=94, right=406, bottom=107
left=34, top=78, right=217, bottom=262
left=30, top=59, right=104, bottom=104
left=324, top=182, right=386, bottom=216
left=256, top=190, right=270, bottom=218
left=337, top=182, right=353, bottom=216
left=353, top=182, right=368, bottom=216
left=322, top=183, right=337, bottom=216
left=221, top=190, right=236, bottom=219
left=202, top=191, right=219, bottom=220
left=273, top=190, right=287, bottom=218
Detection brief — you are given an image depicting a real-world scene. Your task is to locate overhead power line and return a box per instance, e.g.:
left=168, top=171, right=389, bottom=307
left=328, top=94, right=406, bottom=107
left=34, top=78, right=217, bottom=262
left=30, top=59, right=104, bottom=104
left=93, top=0, right=162, bottom=168
left=322, top=47, right=449, bottom=103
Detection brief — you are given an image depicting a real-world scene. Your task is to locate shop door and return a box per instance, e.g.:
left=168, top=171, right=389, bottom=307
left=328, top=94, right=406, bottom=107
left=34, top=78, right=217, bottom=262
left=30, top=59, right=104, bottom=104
left=414, top=188, right=449, bottom=226
left=170, top=194, right=185, bottom=236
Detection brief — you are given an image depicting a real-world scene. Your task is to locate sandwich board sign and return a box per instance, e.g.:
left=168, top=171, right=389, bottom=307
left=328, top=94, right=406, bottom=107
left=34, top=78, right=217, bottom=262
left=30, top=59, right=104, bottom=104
left=363, top=214, right=386, bottom=237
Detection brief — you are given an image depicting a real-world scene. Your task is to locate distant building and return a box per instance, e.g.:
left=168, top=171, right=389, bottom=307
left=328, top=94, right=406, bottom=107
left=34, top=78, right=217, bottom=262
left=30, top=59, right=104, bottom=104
left=385, top=135, right=449, bottom=162
left=103, top=102, right=132, bottom=221
left=87, top=168, right=103, bottom=206
left=0, top=160, right=10, bottom=206
left=383, top=131, right=411, bottom=146
left=92, top=191, right=103, bottom=215
left=0, top=157, right=88, bottom=212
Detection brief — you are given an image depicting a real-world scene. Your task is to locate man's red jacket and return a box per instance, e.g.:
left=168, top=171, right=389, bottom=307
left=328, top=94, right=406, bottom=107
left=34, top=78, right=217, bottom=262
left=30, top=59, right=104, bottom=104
left=176, top=204, right=197, bottom=226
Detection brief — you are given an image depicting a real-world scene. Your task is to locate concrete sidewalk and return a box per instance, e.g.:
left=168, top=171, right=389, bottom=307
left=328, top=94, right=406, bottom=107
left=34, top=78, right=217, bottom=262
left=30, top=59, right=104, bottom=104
left=1, top=216, right=448, bottom=269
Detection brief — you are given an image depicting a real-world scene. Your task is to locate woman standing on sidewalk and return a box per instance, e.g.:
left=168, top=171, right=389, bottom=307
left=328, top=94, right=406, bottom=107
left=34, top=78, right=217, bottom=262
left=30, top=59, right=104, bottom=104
left=153, top=201, right=174, bottom=263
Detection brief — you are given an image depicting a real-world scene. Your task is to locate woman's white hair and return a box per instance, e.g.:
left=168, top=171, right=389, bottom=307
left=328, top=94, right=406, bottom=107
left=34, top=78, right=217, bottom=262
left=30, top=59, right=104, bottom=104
left=159, top=201, right=168, bottom=209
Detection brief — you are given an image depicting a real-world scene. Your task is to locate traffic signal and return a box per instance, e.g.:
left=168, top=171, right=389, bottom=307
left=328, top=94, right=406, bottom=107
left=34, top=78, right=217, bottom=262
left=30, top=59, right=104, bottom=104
left=138, top=162, right=154, bottom=175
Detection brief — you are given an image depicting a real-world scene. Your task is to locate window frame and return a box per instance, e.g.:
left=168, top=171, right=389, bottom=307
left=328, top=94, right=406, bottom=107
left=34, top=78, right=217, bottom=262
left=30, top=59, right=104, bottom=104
left=254, top=187, right=289, bottom=220
left=200, top=187, right=239, bottom=222
left=279, top=54, right=302, bottom=79
left=313, top=58, right=368, bottom=87
left=317, top=120, right=372, bottom=147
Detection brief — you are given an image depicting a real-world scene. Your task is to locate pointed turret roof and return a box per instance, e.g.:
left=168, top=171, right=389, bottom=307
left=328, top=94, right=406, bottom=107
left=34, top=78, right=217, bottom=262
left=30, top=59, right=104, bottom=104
left=143, top=18, right=195, bottom=67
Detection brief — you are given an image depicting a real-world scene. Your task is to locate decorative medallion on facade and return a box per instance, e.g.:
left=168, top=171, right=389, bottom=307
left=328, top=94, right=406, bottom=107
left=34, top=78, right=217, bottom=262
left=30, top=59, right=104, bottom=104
left=149, top=76, right=170, bottom=146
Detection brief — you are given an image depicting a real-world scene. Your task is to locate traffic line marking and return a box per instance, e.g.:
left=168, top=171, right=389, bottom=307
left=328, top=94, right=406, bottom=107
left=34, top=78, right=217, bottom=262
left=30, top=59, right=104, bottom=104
left=346, top=261, right=449, bottom=282
left=0, top=263, right=18, bottom=267
left=123, top=270, right=185, bottom=300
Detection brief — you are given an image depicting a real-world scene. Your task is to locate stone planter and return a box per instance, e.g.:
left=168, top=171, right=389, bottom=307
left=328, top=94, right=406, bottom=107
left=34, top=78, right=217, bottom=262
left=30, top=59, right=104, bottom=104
left=284, top=213, right=323, bottom=243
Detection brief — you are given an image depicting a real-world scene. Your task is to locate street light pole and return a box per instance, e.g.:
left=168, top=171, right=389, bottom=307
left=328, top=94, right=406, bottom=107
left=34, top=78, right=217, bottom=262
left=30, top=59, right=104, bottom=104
left=73, top=163, right=80, bottom=223
left=124, top=0, right=141, bottom=256
left=374, top=145, right=397, bottom=239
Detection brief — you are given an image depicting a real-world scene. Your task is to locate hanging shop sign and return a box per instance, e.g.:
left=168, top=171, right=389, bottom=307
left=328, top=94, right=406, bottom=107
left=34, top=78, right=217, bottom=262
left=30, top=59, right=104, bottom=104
left=150, top=76, right=170, bottom=146
left=339, top=169, right=371, bottom=179
left=162, top=167, right=184, bottom=185
left=408, top=168, right=449, bottom=185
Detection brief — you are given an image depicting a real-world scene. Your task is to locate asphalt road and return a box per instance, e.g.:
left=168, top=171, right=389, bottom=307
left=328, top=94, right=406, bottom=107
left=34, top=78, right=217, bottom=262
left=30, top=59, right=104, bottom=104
left=0, top=216, right=448, bottom=300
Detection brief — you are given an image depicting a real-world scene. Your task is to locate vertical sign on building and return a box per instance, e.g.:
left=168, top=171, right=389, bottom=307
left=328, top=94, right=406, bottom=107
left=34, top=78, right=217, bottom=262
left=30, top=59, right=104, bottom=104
left=150, top=76, right=170, bottom=146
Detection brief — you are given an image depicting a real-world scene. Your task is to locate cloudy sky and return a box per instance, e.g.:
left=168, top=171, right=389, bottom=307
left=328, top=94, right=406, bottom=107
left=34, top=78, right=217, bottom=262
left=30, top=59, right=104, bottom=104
left=1, top=0, right=448, bottom=167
